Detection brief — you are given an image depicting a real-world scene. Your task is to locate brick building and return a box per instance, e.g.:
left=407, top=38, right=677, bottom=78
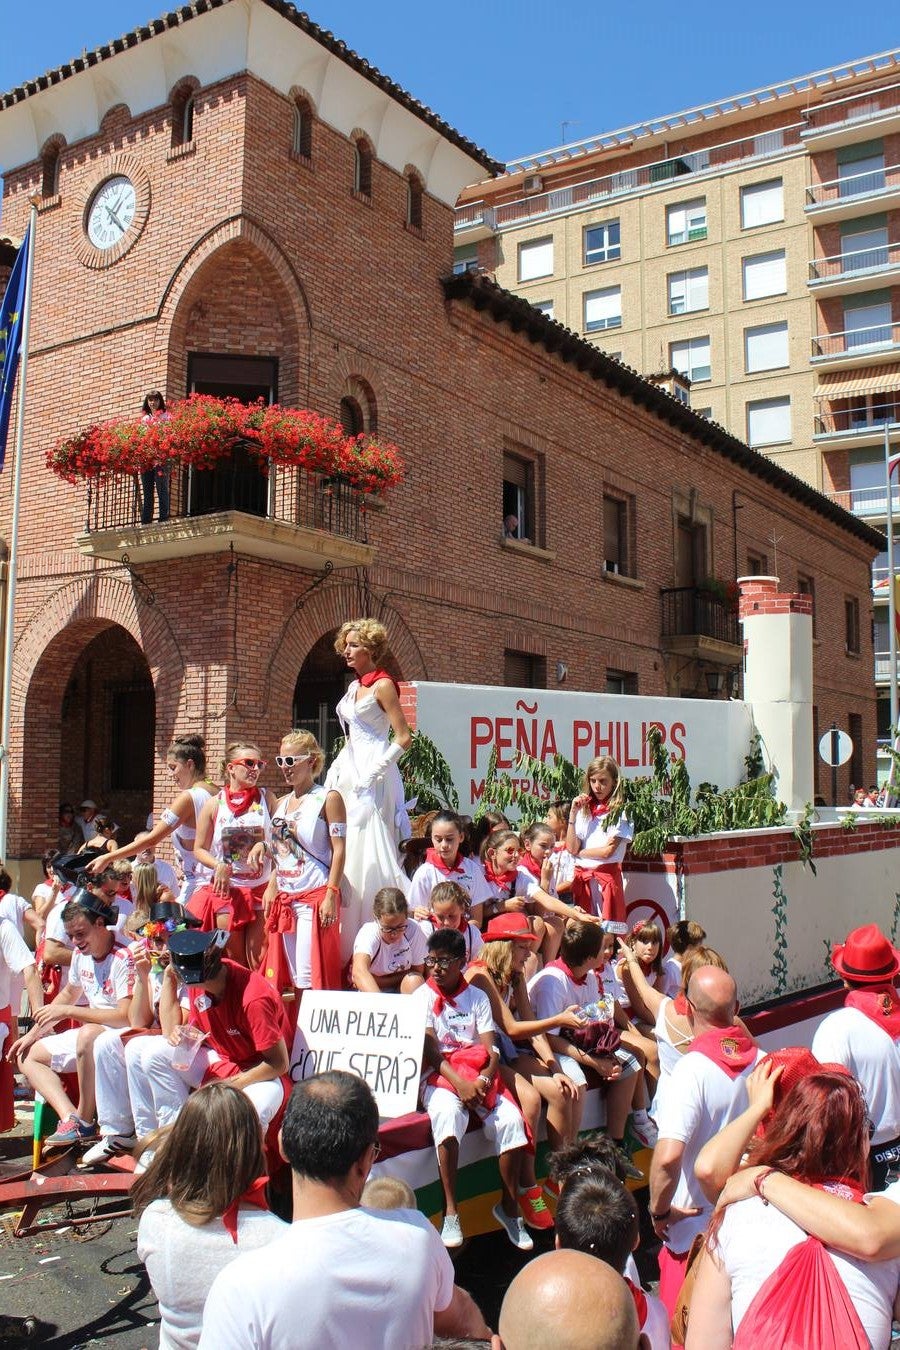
left=0, top=0, right=883, bottom=865
left=454, top=48, right=900, bottom=770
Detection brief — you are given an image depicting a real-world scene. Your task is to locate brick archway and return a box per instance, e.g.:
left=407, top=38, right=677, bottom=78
left=10, top=576, right=186, bottom=854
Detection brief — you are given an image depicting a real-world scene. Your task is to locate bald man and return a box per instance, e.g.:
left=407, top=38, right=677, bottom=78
left=498, top=1250, right=646, bottom=1350
left=649, top=966, right=760, bottom=1334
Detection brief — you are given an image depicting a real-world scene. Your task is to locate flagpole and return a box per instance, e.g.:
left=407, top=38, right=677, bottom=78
left=886, top=420, right=900, bottom=807
left=0, top=199, right=38, bottom=861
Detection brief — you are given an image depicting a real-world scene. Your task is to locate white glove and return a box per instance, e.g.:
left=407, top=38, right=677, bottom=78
left=356, top=741, right=404, bottom=793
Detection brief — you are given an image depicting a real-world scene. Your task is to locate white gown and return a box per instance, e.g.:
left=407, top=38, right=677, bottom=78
left=325, top=683, right=410, bottom=961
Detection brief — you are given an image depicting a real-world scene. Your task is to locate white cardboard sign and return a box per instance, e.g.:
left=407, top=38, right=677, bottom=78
left=292, top=991, right=427, bottom=1118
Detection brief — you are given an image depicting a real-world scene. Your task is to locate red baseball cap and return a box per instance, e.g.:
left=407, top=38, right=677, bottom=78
left=483, top=913, right=539, bottom=943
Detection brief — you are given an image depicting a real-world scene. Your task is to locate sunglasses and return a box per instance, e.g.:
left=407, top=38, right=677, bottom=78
left=275, top=755, right=311, bottom=769
left=424, top=956, right=460, bottom=970
left=230, top=758, right=266, bottom=770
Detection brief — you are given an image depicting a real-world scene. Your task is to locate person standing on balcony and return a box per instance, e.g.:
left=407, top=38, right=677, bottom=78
left=324, top=620, right=413, bottom=961
left=140, top=390, right=171, bottom=524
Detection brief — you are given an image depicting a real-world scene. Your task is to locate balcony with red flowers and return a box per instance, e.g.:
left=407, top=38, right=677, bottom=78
left=46, top=398, right=405, bottom=570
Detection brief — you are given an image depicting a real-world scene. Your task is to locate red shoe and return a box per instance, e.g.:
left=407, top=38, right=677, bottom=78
left=519, top=1184, right=554, bottom=1230
left=542, top=1177, right=561, bottom=1200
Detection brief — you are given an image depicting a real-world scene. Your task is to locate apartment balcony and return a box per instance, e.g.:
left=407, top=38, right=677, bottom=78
left=875, top=651, right=900, bottom=683
left=814, top=393, right=900, bottom=448
left=76, top=455, right=375, bottom=569
left=808, top=241, right=900, bottom=296
left=811, top=321, right=900, bottom=368
left=801, top=82, right=900, bottom=150
left=825, top=483, right=899, bottom=520
left=804, top=163, right=900, bottom=222
left=454, top=124, right=803, bottom=237
left=873, top=566, right=898, bottom=600
left=660, top=586, right=742, bottom=665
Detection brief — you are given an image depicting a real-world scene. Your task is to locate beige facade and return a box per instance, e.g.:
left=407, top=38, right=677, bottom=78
left=456, top=50, right=900, bottom=771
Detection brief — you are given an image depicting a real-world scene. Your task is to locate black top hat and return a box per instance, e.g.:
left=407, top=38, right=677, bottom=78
left=68, top=887, right=119, bottom=926
left=149, top=899, right=202, bottom=928
left=52, top=848, right=110, bottom=885
left=167, top=929, right=228, bottom=984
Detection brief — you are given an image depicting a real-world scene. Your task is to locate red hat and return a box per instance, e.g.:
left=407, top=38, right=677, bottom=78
left=831, top=924, right=900, bottom=985
left=483, top=913, right=539, bottom=943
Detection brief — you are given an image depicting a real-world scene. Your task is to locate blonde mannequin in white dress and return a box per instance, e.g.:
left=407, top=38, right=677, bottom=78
left=324, top=620, right=413, bottom=960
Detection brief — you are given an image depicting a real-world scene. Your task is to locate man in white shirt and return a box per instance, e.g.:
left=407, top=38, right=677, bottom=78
left=812, top=922, right=900, bottom=1189
left=74, top=800, right=99, bottom=844
left=199, top=1072, right=491, bottom=1350
left=649, top=965, right=760, bottom=1326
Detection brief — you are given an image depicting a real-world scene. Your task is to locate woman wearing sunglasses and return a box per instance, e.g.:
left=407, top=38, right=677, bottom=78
left=261, top=731, right=346, bottom=998
left=189, top=743, right=277, bottom=969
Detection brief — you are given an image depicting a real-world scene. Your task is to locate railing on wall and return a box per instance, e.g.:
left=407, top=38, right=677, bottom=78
left=660, top=587, right=740, bottom=646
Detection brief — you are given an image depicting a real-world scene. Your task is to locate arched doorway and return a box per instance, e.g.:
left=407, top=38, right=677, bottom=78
left=56, top=627, right=156, bottom=845
left=292, top=631, right=346, bottom=762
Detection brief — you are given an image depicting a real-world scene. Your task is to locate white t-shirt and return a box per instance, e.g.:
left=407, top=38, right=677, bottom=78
left=528, top=964, right=604, bottom=1032
left=0, top=919, right=33, bottom=1010
left=418, top=978, right=494, bottom=1051
left=416, top=918, right=483, bottom=968
left=137, top=1199, right=287, bottom=1350
left=353, top=920, right=427, bottom=977
left=198, top=1207, right=454, bottom=1350
left=813, top=1007, right=900, bottom=1144
left=66, top=945, right=134, bottom=1008
left=0, top=894, right=30, bottom=939
left=408, top=857, right=493, bottom=912
left=660, top=954, right=682, bottom=999
left=572, top=809, right=634, bottom=867
left=654, top=1046, right=762, bottom=1250
left=716, top=1194, right=900, bottom=1346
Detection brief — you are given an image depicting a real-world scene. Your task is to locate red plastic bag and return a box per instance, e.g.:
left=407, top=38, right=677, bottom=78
left=733, top=1236, right=868, bottom=1350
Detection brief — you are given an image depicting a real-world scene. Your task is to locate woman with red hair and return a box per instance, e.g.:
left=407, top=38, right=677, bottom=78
left=686, top=1071, right=900, bottom=1349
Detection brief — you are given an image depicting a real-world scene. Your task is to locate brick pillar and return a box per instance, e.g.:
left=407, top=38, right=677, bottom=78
left=399, top=681, right=418, bottom=730
left=739, top=576, right=814, bottom=813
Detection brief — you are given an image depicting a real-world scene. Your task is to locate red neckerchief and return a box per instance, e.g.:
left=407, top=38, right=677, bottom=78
left=223, top=785, right=260, bottom=817
left=221, top=1175, right=269, bottom=1243
left=845, top=985, right=900, bottom=1041
left=591, top=799, right=611, bottom=819
left=624, top=1278, right=648, bottom=1331
left=689, top=1025, right=757, bottom=1078
left=359, top=669, right=401, bottom=697
left=518, top=852, right=543, bottom=880
left=427, top=973, right=469, bottom=1016
left=638, top=958, right=657, bottom=978
left=673, top=992, right=689, bottom=1015
left=811, top=1177, right=866, bottom=1202
left=426, top=847, right=463, bottom=877
left=546, top=956, right=589, bottom=988
left=483, top=858, right=516, bottom=891
left=429, top=913, right=467, bottom=935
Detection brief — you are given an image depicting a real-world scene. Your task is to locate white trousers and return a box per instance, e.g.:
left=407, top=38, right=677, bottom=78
left=125, top=1035, right=283, bottom=1137
left=95, top=1028, right=136, bottom=1135
left=423, top=1083, right=527, bottom=1154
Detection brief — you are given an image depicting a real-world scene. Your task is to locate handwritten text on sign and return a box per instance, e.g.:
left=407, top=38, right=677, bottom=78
left=293, top=991, right=426, bottom=1117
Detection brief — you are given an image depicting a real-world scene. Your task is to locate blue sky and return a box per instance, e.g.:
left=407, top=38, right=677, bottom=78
left=1, top=2, right=898, bottom=164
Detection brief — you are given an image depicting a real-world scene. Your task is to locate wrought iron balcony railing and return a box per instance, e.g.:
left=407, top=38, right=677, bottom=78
left=660, top=587, right=740, bottom=646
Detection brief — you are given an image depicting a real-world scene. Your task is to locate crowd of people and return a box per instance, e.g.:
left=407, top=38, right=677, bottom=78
left=3, top=616, right=900, bottom=1346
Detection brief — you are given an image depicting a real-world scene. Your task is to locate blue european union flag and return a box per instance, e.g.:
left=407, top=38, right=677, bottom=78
left=0, top=226, right=31, bottom=473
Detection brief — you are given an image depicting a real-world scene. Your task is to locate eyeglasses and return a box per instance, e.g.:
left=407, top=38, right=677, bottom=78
left=275, top=755, right=311, bottom=769
left=424, top=956, right=459, bottom=970
left=230, top=758, right=266, bottom=770
left=378, top=922, right=407, bottom=936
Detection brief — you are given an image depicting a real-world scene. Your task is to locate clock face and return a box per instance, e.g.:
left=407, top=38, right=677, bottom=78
left=86, top=175, right=137, bottom=250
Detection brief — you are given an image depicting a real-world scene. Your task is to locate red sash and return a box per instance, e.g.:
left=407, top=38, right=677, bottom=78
left=624, top=1278, right=648, bottom=1333
left=187, top=881, right=266, bottom=936
left=425, top=847, right=463, bottom=878
left=426, top=1042, right=534, bottom=1151
left=359, top=669, right=401, bottom=697
left=688, top=1025, right=757, bottom=1078
left=260, top=886, right=341, bottom=994
left=571, top=863, right=624, bottom=922
left=845, top=985, right=900, bottom=1041
left=221, top=1174, right=269, bottom=1243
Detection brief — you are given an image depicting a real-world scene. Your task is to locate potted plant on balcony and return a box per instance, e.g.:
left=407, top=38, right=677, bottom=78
left=697, top=576, right=740, bottom=614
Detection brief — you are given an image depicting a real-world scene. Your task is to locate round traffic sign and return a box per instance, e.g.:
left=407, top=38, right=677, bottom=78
left=818, top=728, right=853, bottom=767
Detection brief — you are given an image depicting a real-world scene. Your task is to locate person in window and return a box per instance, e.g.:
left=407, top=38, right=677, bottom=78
left=140, top=390, right=171, bottom=524
left=503, top=513, right=520, bottom=539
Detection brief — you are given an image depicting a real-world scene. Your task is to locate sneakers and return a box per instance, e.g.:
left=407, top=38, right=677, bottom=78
left=612, top=1142, right=645, bottom=1182
left=518, top=1184, right=554, bottom=1231
left=492, top=1202, right=535, bottom=1251
left=45, top=1115, right=99, bottom=1146
left=82, top=1133, right=138, bottom=1166
left=542, top=1177, right=561, bottom=1199
left=630, top=1109, right=659, bottom=1149
left=440, top=1213, right=464, bottom=1249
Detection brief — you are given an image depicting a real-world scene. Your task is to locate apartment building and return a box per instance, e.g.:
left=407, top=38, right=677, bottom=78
left=456, top=49, right=900, bottom=773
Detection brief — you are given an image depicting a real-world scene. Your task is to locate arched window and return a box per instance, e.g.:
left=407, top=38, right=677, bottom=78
left=292, top=98, right=313, bottom=159
left=40, top=139, right=62, bottom=199
left=354, top=140, right=372, bottom=197
left=170, top=81, right=198, bottom=150
left=406, top=173, right=423, bottom=230
left=339, top=397, right=364, bottom=437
